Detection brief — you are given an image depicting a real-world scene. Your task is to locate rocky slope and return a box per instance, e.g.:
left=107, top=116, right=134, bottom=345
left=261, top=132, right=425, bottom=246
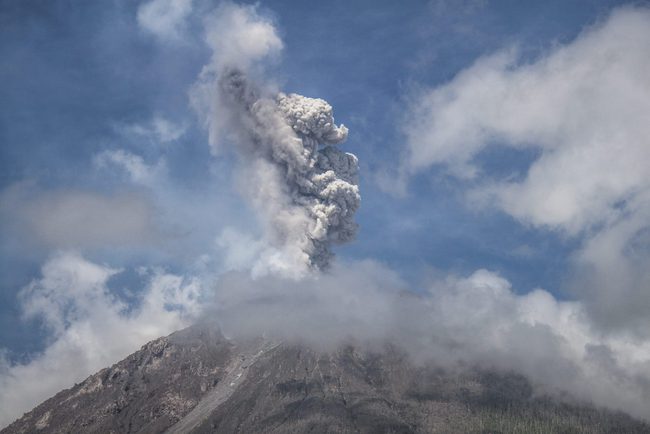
left=2, top=324, right=648, bottom=433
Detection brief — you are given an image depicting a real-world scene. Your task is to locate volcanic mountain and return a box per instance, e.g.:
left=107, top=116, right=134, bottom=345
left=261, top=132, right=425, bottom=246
left=2, top=324, right=648, bottom=433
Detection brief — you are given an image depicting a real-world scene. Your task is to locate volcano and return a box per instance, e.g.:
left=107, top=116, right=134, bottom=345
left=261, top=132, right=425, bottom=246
left=2, top=324, right=648, bottom=434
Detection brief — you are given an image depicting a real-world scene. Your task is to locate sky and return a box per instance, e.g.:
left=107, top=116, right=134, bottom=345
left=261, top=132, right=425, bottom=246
left=1, top=0, right=650, bottom=427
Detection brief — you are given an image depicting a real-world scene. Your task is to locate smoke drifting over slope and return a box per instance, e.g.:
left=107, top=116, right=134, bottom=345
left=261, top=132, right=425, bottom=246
left=209, top=263, right=650, bottom=421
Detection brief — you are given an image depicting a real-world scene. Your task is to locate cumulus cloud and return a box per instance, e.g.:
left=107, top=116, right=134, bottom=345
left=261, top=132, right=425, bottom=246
left=3, top=254, right=650, bottom=425
left=94, top=149, right=166, bottom=186
left=191, top=4, right=359, bottom=276
left=0, top=182, right=162, bottom=250
left=137, top=0, right=193, bottom=42
left=0, top=252, right=203, bottom=428
left=400, top=6, right=650, bottom=333
left=208, top=261, right=650, bottom=420
left=402, top=5, right=650, bottom=233
left=569, top=191, right=650, bottom=336
left=117, top=115, right=187, bottom=145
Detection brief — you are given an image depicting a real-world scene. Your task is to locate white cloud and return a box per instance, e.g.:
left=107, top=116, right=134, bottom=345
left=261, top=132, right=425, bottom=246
left=569, top=191, right=650, bottom=335
left=148, top=116, right=187, bottom=142
left=137, top=0, right=193, bottom=42
left=403, top=6, right=650, bottom=234
left=400, top=6, right=650, bottom=334
left=3, top=254, right=650, bottom=425
left=211, top=262, right=650, bottom=420
left=421, top=270, right=650, bottom=418
left=94, top=149, right=166, bottom=186
left=0, top=252, right=202, bottom=428
left=118, top=115, right=187, bottom=145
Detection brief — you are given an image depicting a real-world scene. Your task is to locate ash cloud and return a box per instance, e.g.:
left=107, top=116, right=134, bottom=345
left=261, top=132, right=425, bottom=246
left=215, top=69, right=360, bottom=274
left=191, top=3, right=359, bottom=276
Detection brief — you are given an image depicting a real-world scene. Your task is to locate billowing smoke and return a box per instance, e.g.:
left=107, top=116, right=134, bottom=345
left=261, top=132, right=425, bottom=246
left=189, top=3, right=360, bottom=275
left=208, top=262, right=650, bottom=421
left=214, top=68, right=360, bottom=275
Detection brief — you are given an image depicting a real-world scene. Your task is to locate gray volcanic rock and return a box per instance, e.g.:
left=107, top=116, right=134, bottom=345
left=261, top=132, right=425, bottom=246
left=3, top=324, right=649, bottom=434
left=2, top=324, right=232, bottom=434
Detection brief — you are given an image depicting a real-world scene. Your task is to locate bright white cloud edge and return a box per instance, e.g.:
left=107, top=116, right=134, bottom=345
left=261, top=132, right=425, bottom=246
left=400, top=6, right=650, bottom=335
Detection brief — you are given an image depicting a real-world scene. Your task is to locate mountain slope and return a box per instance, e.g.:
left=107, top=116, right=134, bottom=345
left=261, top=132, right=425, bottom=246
left=2, top=324, right=648, bottom=434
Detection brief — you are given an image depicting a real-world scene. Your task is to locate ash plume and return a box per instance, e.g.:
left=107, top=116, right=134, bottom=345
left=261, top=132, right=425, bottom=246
left=216, top=68, right=360, bottom=274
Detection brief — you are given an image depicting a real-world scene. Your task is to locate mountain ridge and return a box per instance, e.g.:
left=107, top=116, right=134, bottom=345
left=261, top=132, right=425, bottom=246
left=3, top=323, right=648, bottom=433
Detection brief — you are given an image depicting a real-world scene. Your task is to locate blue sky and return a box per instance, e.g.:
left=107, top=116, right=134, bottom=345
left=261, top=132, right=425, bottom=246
left=2, top=0, right=650, bottom=425
left=0, top=0, right=619, bottom=349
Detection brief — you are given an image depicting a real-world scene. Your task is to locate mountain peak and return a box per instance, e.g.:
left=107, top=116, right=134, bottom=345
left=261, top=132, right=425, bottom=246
left=3, top=324, right=648, bottom=433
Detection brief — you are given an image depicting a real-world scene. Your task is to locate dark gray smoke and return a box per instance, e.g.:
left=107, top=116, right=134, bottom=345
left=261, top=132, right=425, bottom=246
left=216, top=68, right=360, bottom=275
